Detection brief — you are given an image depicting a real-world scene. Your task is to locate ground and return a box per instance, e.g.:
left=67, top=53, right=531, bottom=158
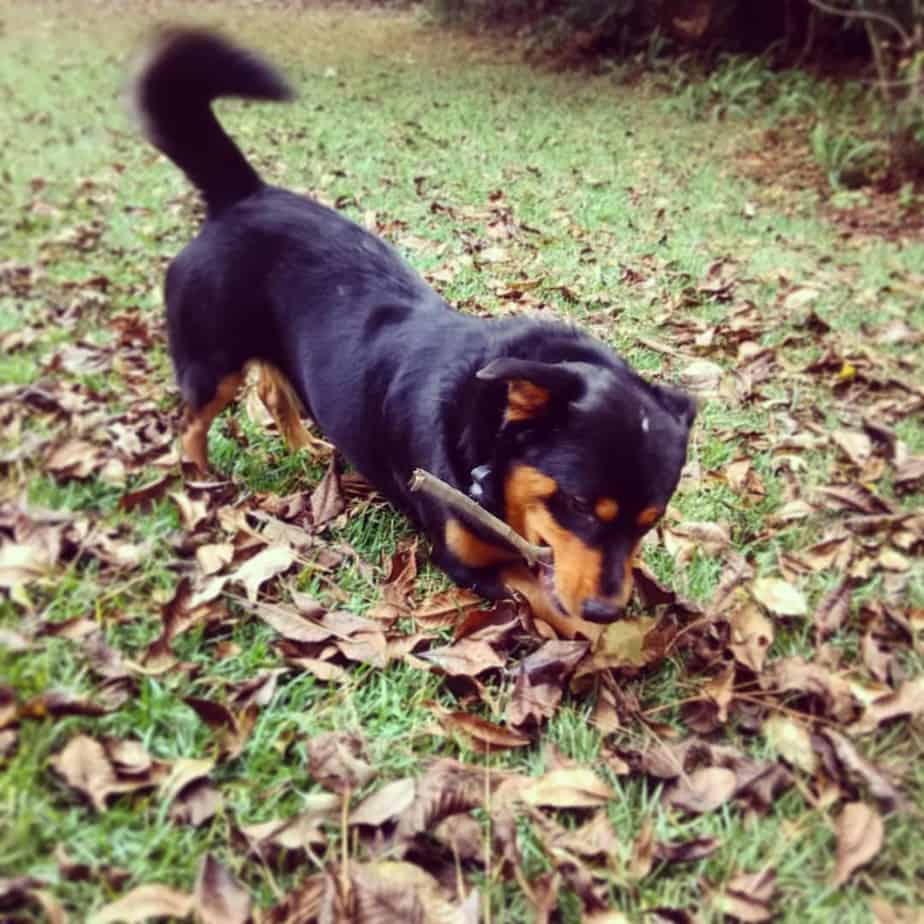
left=0, top=2, right=922, bottom=923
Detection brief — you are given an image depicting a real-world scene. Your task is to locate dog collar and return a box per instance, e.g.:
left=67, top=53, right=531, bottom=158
left=467, top=463, right=495, bottom=507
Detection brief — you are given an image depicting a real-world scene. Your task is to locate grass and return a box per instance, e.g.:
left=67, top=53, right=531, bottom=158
left=1, top=2, right=923, bottom=921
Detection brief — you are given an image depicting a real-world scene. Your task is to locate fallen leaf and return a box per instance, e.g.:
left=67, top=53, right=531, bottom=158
left=832, top=429, right=873, bottom=466
left=728, top=604, right=774, bottom=672
left=664, top=767, right=737, bottom=814
left=813, top=728, right=905, bottom=810
left=195, top=542, right=234, bottom=575
left=417, top=638, right=505, bottom=677
left=521, top=767, right=614, bottom=808
left=306, top=731, right=373, bottom=793
left=88, top=884, right=193, bottom=923
left=852, top=676, right=924, bottom=734
left=194, top=854, right=251, bottom=924
left=310, top=460, right=345, bottom=528
left=833, top=802, right=883, bottom=886
left=710, top=868, right=776, bottom=922
left=51, top=735, right=163, bottom=811
left=814, top=579, right=853, bottom=640
left=169, top=490, right=209, bottom=530
left=442, top=712, right=531, bottom=751
left=763, top=715, right=817, bottom=774
left=231, top=545, right=296, bottom=601
left=752, top=576, right=807, bottom=616
left=349, top=777, right=417, bottom=827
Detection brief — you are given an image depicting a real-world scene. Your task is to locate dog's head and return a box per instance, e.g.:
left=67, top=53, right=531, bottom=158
left=477, top=356, right=696, bottom=624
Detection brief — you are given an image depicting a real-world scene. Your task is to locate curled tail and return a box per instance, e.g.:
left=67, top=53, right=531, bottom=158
left=131, top=28, right=293, bottom=215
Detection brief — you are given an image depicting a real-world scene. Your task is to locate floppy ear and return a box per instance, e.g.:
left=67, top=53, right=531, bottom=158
left=476, top=358, right=583, bottom=423
left=653, top=383, right=698, bottom=429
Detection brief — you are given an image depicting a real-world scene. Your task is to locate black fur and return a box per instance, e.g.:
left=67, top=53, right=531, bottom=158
left=133, top=29, right=696, bottom=630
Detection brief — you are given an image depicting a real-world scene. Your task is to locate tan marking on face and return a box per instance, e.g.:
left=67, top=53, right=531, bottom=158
left=444, top=518, right=519, bottom=569
left=181, top=370, right=244, bottom=473
left=504, top=465, right=616, bottom=621
left=636, top=506, right=662, bottom=528
left=594, top=497, right=619, bottom=522
left=501, top=564, right=603, bottom=643
left=617, top=539, right=641, bottom=608
left=504, top=379, right=550, bottom=423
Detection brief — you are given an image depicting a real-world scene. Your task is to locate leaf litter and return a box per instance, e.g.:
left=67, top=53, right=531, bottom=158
left=1, top=4, right=922, bottom=921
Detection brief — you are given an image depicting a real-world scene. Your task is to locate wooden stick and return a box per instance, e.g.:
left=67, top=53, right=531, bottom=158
left=409, top=468, right=552, bottom=568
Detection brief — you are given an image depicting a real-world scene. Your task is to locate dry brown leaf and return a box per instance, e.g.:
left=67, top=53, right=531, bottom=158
left=702, top=663, right=735, bottom=724
left=710, top=868, right=776, bottom=922
left=240, top=809, right=330, bottom=856
left=442, top=712, right=531, bottom=751
left=752, top=576, right=807, bottom=616
left=814, top=578, right=853, bottom=641
left=582, top=616, right=660, bottom=672
left=251, top=599, right=332, bottom=643
left=195, top=542, right=234, bottom=575
left=51, top=735, right=163, bottom=812
left=231, top=544, right=296, bottom=601
left=349, top=777, right=417, bottom=827
left=306, top=730, right=373, bottom=793
left=663, top=766, right=736, bottom=814
left=655, top=835, right=720, bottom=863
left=396, top=758, right=494, bottom=839
left=852, top=676, right=924, bottom=735
left=418, top=638, right=505, bottom=677
left=169, top=490, right=209, bottom=530
left=869, top=897, right=924, bottom=924
left=159, top=756, right=215, bottom=810
left=340, top=861, right=477, bottom=924
left=118, top=475, right=175, bottom=512
left=194, top=854, right=251, bottom=924
left=813, top=728, right=905, bottom=810
left=0, top=540, right=55, bottom=590
left=762, top=715, right=817, bottom=774
left=728, top=603, right=774, bottom=672
left=45, top=439, right=105, bottom=480
left=310, top=460, right=346, bottom=528
left=833, top=802, right=883, bottom=886
left=168, top=778, right=222, bottom=827
left=521, top=767, right=614, bottom=808
left=832, top=429, right=873, bottom=467
left=87, top=884, right=193, bottom=923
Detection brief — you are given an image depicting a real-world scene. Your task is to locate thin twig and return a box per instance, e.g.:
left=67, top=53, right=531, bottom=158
left=807, top=0, right=911, bottom=47
left=408, top=468, right=552, bottom=567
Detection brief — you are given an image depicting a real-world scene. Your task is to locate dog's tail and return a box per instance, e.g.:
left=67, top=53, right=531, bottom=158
left=131, top=28, right=293, bottom=215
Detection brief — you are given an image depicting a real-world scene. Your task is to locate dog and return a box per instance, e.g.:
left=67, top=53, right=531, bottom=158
left=132, top=29, right=696, bottom=640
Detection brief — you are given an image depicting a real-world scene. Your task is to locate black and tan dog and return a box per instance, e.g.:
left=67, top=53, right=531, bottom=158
left=132, top=29, right=696, bottom=639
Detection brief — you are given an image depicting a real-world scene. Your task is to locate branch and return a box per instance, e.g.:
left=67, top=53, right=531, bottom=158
left=408, top=468, right=552, bottom=568
left=807, top=0, right=912, bottom=48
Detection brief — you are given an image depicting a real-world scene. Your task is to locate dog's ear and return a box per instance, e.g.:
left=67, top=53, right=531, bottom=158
left=476, top=358, right=583, bottom=423
left=653, top=383, right=698, bottom=429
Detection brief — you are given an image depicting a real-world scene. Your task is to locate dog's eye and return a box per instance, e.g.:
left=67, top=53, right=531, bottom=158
left=567, top=495, right=593, bottom=517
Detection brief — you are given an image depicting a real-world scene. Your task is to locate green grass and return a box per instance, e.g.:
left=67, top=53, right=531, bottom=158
left=1, top=3, right=922, bottom=922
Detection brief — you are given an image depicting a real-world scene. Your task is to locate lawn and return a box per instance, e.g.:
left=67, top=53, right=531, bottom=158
left=1, top=2, right=922, bottom=922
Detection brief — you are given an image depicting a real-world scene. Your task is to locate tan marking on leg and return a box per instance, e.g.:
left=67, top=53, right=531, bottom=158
left=502, top=564, right=602, bottom=643
left=636, top=506, right=662, bottom=528
left=255, top=361, right=330, bottom=455
left=181, top=371, right=244, bottom=473
left=445, top=518, right=519, bottom=569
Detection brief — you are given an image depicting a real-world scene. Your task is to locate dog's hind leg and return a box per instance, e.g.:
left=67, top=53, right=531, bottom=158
left=255, top=362, right=330, bottom=456
left=181, top=371, right=245, bottom=473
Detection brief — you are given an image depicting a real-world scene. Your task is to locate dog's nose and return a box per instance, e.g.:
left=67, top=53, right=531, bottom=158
left=581, top=599, right=621, bottom=623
